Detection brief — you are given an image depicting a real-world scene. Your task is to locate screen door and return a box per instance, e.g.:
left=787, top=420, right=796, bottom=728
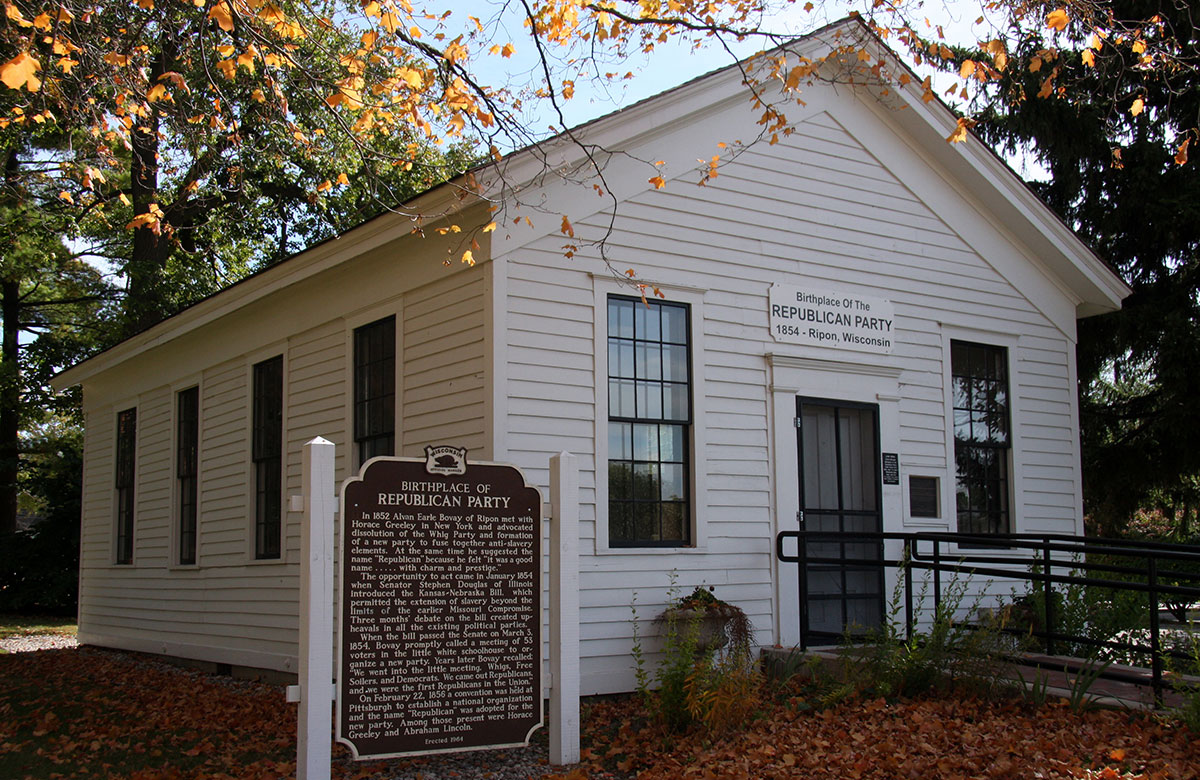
left=796, top=397, right=884, bottom=644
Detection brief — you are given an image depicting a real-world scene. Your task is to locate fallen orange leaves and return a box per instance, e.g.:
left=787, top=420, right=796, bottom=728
left=5, top=648, right=1200, bottom=780
left=578, top=684, right=1200, bottom=780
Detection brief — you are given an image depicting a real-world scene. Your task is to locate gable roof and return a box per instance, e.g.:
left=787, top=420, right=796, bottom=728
left=53, top=17, right=1128, bottom=390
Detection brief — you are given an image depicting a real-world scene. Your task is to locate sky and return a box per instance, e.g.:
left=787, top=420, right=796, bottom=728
left=455, top=0, right=1000, bottom=132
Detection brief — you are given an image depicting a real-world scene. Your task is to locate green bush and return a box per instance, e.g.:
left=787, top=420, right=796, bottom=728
left=1013, top=561, right=1146, bottom=661
left=835, top=565, right=1013, bottom=700
left=0, top=438, right=81, bottom=615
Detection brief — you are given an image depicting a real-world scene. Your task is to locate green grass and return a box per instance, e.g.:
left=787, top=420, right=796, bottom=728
left=0, top=614, right=78, bottom=639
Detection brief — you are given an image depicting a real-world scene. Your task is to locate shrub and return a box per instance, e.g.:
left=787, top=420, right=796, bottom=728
left=631, top=580, right=759, bottom=732
left=834, top=564, right=1013, bottom=700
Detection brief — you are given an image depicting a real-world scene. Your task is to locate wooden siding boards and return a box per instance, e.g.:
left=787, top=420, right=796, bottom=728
left=72, top=244, right=492, bottom=672
left=498, top=106, right=1088, bottom=694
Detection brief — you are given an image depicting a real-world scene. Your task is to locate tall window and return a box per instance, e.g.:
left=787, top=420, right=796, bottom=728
left=177, top=387, right=199, bottom=565
left=115, top=408, right=136, bottom=565
left=607, top=296, right=691, bottom=546
left=354, top=316, right=396, bottom=463
left=253, top=356, right=283, bottom=560
left=952, top=340, right=1011, bottom=535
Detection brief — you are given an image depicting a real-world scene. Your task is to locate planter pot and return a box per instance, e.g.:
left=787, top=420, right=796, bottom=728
left=663, top=607, right=730, bottom=653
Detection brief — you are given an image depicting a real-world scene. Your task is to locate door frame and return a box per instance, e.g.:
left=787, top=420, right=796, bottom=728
left=795, top=396, right=884, bottom=646
left=767, top=353, right=903, bottom=648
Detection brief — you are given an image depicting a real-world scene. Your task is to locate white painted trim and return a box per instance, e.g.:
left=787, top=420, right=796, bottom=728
left=489, top=256, right=509, bottom=462
left=939, top=325, right=1024, bottom=548
left=901, top=472, right=947, bottom=530
left=1066, top=337, right=1085, bottom=536
left=591, top=279, right=710, bottom=554
left=766, top=353, right=902, bottom=648
left=244, top=343, right=290, bottom=565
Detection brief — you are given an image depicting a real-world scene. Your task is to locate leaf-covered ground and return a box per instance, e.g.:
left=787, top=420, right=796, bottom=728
left=2, top=646, right=1199, bottom=779
left=575, top=690, right=1200, bottom=780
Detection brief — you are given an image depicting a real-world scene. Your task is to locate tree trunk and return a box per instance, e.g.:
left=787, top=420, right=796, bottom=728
left=124, top=47, right=173, bottom=336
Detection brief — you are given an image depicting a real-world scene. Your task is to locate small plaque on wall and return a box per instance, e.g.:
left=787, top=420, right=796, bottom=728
left=881, top=453, right=899, bottom=485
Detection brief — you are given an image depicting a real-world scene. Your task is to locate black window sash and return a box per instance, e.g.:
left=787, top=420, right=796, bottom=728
left=950, top=340, right=1011, bottom=535
left=354, top=316, right=396, bottom=463
left=177, top=387, right=199, bottom=565
left=607, top=296, right=692, bottom=546
left=253, top=357, right=283, bottom=559
left=115, top=408, right=136, bottom=564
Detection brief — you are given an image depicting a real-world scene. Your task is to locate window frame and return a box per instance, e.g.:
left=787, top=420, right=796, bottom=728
left=353, top=315, right=397, bottom=466
left=592, top=280, right=709, bottom=554
left=252, top=355, right=284, bottom=561
left=114, top=407, right=137, bottom=565
left=948, top=338, right=1015, bottom=538
left=175, top=386, right=200, bottom=567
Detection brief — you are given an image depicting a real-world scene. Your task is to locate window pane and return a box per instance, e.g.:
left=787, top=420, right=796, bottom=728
left=660, top=502, right=685, bottom=541
left=662, top=305, right=687, bottom=344
left=636, top=380, right=663, bottom=419
left=659, top=424, right=685, bottom=463
left=609, top=379, right=635, bottom=418
left=610, top=502, right=632, bottom=541
left=636, top=342, right=662, bottom=380
left=609, top=422, right=631, bottom=460
left=633, top=463, right=659, bottom=500
left=609, top=462, right=632, bottom=500
left=663, top=383, right=689, bottom=421
left=634, top=503, right=658, bottom=541
left=633, top=424, right=659, bottom=461
left=660, top=463, right=685, bottom=501
left=634, top=303, right=660, bottom=341
left=662, top=344, right=688, bottom=382
left=610, top=298, right=634, bottom=339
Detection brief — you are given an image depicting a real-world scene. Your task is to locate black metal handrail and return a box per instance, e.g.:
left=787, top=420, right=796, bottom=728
left=776, top=530, right=1200, bottom=703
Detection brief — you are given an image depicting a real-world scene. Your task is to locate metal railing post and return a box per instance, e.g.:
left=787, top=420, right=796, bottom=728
left=1148, top=554, right=1163, bottom=704
left=904, top=537, right=913, bottom=642
left=798, top=533, right=808, bottom=651
left=1043, top=538, right=1055, bottom=655
left=932, top=538, right=942, bottom=613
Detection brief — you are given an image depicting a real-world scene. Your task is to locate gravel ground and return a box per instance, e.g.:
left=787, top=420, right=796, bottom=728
left=0, top=632, right=78, bottom=653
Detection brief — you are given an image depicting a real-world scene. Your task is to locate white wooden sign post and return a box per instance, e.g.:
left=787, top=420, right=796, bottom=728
left=549, top=452, right=580, bottom=765
left=291, top=436, right=336, bottom=780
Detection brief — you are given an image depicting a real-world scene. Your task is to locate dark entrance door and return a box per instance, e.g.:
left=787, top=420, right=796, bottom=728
left=796, top=397, right=884, bottom=645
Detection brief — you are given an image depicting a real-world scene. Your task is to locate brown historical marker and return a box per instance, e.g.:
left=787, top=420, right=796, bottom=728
left=336, top=448, right=543, bottom=759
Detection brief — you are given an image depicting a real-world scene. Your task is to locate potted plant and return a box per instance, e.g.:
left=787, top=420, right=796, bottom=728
left=658, top=585, right=753, bottom=654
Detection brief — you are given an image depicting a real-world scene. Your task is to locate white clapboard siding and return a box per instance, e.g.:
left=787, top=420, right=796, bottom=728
left=402, top=271, right=489, bottom=458
left=501, top=106, right=1083, bottom=694
left=74, top=244, right=493, bottom=671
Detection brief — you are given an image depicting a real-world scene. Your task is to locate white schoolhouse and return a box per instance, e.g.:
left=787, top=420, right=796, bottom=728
left=53, top=20, right=1128, bottom=694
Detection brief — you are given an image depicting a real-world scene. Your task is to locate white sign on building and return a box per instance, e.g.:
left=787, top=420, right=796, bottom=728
left=769, top=284, right=895, bottom=354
